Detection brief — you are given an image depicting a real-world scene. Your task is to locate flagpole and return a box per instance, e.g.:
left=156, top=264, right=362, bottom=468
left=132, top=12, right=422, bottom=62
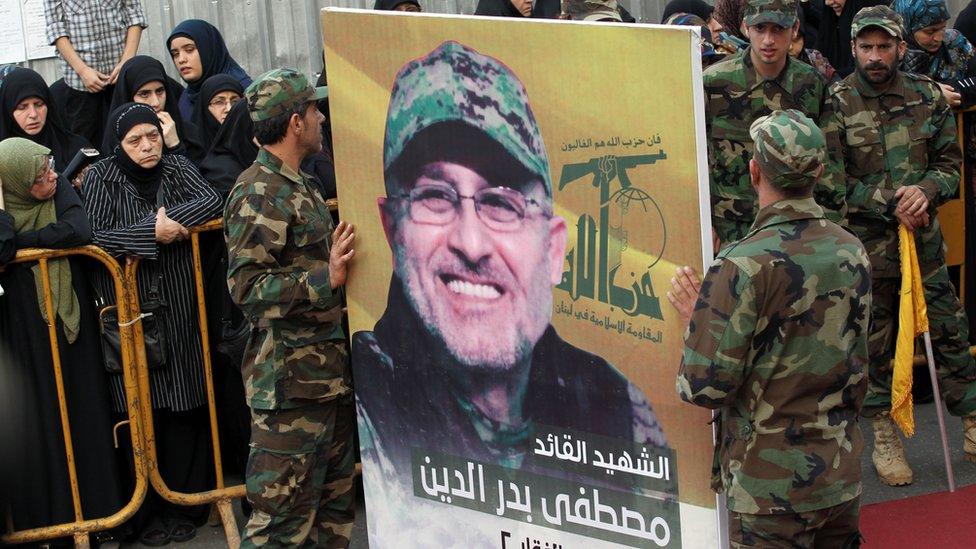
left=923, top=331, right=956, bottom=492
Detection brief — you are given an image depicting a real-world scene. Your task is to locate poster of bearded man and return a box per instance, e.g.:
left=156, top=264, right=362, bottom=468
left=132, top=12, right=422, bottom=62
left=323, top=9, right=719, bottom=548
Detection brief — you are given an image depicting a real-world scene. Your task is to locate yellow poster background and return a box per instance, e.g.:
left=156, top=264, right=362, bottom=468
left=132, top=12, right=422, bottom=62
left=324, top=9, right=715, bottom=510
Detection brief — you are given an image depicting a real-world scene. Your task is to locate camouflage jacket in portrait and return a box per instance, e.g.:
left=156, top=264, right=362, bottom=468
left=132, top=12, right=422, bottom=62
left=677, top=198, right=871, bottom=514
left=704, top=50, right=847, bottom=245
left=824, top=71, right=960, bottom=278
left=224, top=148, right=350, bottom=410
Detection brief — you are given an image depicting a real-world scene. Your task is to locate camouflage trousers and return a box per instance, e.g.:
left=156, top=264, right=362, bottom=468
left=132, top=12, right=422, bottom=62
left=864, top=268, right=976, bottom=417
left=241, top=397, right=356, bottom=548
left=729, top=496, right=861, bottom=548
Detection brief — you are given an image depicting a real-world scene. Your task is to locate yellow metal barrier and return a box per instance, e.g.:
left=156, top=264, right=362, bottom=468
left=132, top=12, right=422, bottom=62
left=124, top=200, right=342, bottom=548
left=125, top=218, right=245, bottom=549
left=4, top=200, right=342, bottom=547
left=1, top=246, right=149, bottom=548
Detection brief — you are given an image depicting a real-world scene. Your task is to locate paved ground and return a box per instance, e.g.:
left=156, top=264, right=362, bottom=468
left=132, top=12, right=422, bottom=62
left=120, top=402, right=974, bottom=548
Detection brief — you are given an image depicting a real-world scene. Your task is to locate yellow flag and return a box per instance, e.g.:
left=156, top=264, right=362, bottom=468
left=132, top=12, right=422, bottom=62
left=892, top=224, right=929, bottom=437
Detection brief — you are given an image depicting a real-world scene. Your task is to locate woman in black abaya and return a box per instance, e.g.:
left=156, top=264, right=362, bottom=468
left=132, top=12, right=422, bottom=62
left=0, top=68, right=92, bottom=184
left=0, top=137, right=121, bottom=545
left=815, top=0, right=889, bottom=78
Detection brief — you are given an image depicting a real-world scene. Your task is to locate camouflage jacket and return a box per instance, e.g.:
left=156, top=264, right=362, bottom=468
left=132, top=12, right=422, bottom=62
left=825, top=71, right=960, bottom=278
left=704, top=50, right=847, bottom=245
left=677, top=198, right=871, bottom=514
left=224, top=148, right=349, bottom=410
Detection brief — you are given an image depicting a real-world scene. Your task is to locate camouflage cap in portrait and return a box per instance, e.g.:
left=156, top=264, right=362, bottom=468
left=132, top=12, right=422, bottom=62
left=749, top=109, right=825, bottom=188
left=850, top=5, right=905, bottom=39
left=245, top=67, right=328, bottom=122
left=742, top=0, right=797, bottom=28
left=383, top=41, right=551, bottom=196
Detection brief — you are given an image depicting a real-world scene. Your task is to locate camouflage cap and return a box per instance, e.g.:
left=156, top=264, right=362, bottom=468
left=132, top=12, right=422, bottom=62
left=383, top=41, right=551, bottom=196
left=851, top=5, right=905, bottom=39
left=245, top=68, right=328, bottom=122
left=743, top=0, right=797, bottom=28
left=749, top=109, right=825, bottom=189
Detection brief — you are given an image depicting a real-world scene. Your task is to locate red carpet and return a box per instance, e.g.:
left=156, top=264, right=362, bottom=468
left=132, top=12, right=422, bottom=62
left=860, top=484, right=976, bottom=548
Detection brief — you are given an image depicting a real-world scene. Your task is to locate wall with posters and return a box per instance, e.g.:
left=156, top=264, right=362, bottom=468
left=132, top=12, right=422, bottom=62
left=324, top=9, right=719, bottom=548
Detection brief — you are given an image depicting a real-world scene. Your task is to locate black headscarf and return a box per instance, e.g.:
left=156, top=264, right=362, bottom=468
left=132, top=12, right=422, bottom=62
left=815, top=0, right=888, bottom=78
left=374, top=0, right=421, bottom=8
left=661, top=0, right=713, bottom=23
left=109, top=103, right=165, bottom=202
left=105, top=56, right=205, bottom=165
left=474, top=0, right=562, bottom=18
left=167, top=20, right=252, bottom=121
left=190, top=74, right=244, bottom=151
left=0, top=68, right=91, bottom=172
left=956, top=0, right=976, bottom=49
left=199, top=101, right=258, bottom=197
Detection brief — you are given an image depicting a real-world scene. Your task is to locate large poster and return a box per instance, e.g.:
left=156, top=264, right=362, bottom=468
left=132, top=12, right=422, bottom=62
left=323, top=9, right=718, bottom=548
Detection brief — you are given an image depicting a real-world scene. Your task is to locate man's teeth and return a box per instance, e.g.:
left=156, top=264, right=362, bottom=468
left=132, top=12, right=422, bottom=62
left=447, top=279, right=500, bottom=299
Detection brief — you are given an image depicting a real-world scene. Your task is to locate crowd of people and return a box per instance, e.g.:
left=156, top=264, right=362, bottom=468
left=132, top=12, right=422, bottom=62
left=0, top=0, right=976, bottom=547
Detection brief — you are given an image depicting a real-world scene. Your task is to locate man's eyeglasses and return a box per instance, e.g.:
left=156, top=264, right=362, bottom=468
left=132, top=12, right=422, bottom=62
left=209, top=96, right=241, bottom=109
left=392, top=184, right=551, bottom=232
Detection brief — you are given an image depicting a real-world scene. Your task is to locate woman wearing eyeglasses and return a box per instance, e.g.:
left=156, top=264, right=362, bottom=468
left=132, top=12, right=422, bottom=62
left=191, top=74, right=244, bottom=155
left=0, top=137, right=123, bottom=545
left=105, top=56, right=206, bottom=166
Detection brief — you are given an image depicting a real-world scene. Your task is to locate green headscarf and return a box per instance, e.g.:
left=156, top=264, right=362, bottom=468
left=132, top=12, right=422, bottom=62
left=0, top=137, right=80, bottom=343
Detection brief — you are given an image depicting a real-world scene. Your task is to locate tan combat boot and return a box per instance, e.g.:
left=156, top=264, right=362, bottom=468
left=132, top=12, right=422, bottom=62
left=872, top=412, right=913, bottom=486
left=964, top=416, right=976, bottom=463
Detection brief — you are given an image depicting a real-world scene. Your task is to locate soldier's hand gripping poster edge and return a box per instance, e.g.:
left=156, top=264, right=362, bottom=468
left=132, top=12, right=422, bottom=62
left=323, top=9, right=718, bottom=548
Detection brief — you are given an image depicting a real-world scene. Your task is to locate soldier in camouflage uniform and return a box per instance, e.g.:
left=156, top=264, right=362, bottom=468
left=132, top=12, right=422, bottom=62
left=704, top=0, right=847, bottom=247
left=673, top=109, right=871, bottom=548
left=824, top=5, right=976, bottom=486
left=224, top=68, right=357, bottom=548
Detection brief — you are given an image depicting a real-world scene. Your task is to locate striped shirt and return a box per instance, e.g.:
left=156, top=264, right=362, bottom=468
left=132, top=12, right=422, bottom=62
left=83, top=154, right=222, bottom=412
left=44, top=0, right=148, bottom=91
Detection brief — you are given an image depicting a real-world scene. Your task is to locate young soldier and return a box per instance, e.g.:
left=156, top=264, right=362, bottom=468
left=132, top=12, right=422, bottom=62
left=705, top=0, right=846, bottom=248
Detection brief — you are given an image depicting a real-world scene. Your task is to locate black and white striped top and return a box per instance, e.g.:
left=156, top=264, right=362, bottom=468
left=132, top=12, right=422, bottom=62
left=83, top=154, right=223, bottom=413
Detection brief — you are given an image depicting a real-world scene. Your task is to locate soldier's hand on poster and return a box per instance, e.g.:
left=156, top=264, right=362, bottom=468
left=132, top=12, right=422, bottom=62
left=154, top=206, right=188, bottom=243
left=938, top=82, right=962, bottom=108
left=894, top=184, right=929, bottom=217
left=329, top=220, right=356, bottom=289
left=667, top=265, right=702, bottom=323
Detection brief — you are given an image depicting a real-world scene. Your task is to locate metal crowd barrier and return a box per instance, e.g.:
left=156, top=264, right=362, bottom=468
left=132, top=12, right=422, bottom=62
left=1, top=246, right=149, bottom=549
left=125, top=218, right=245, bottom=549
left=124, top=199, right=341, bottom=549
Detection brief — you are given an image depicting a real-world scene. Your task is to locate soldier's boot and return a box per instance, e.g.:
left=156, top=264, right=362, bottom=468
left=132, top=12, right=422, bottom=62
left=872, top=412, right=913, bottom=486
left=964, top=416, right=976, bottom=463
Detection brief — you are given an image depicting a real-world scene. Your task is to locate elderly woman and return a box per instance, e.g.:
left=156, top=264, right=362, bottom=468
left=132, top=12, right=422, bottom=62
left=83, top=103, right=222, bottom=545
left=0, top=68, right=93, bottom=186
left=0, top=137, right=121, bottom=544
left=894, top=0, right=975, bottom=106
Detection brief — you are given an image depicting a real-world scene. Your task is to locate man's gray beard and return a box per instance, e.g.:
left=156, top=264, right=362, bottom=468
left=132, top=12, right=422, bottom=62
left=392, top=245, right=552, bottom=371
